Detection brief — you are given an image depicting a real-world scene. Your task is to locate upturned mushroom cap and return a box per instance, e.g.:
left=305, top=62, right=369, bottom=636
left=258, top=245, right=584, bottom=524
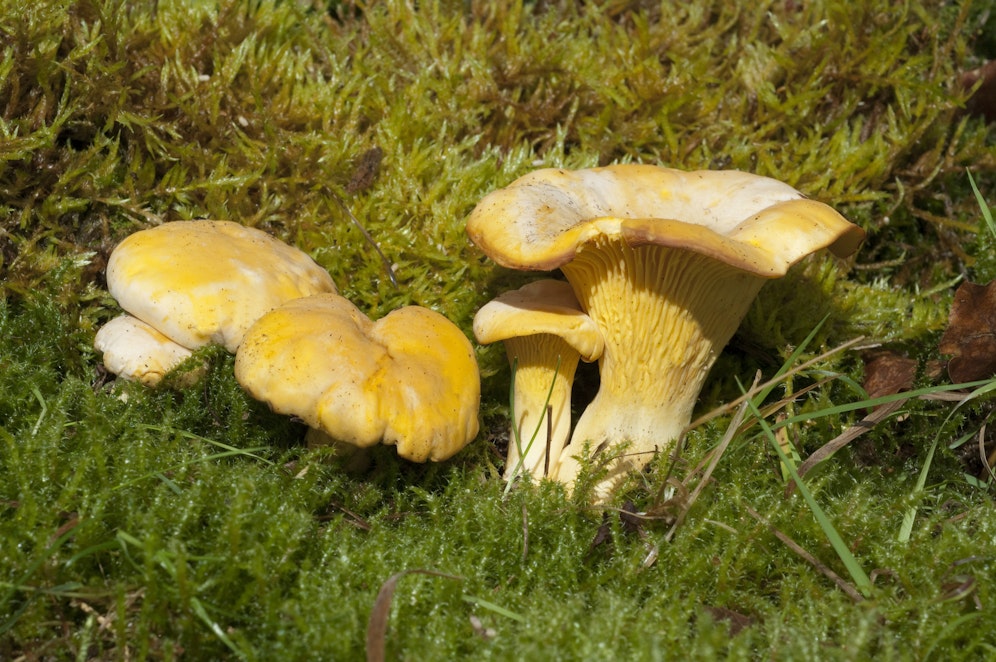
left=474, top=279, right=604, bottom=359
left=106, top=220, right=337, bottom=353
left=466, top=164, right=865, bottom=275
left=467, top=164, right=865, bottom=499
left=474, top=279, right=603, bottom=480
left=94, top=314, right=194, bottom=386
left=234, top=293, right=480, bottom=462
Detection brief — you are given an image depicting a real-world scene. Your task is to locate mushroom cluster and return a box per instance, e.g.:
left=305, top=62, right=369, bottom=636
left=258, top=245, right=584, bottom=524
left=94, top=220, right=338, bottom=385
left=95, top=220, right=481, bottom=463
left=468, top=164, right=865, bottom=499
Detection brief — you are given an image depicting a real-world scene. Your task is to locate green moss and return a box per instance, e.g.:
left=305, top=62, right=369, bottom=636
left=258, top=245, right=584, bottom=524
left=3, top=290, right=996, bottom=657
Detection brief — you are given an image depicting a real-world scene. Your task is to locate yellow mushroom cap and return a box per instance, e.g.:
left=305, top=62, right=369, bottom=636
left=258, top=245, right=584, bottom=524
left=106, top=220, right=337, bottom=353
left=234, top=293, right=480, bottom=462
left=474, top=279, right=603, bottom=481
left=473, top=279, right=603, bottom=362
left=466, top=164, right=865, bottom=276
left=94, top=314, right=194, bottom=386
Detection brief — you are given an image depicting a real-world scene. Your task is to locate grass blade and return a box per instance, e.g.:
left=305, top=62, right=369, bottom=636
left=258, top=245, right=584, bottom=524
left=744, top=504, right=865, bottom=603
left=665, top=375, right=756, bottom=542
left=138, top=425, right=275, bottom=465
left=898, top=378, right=996, bottom=542
left=771, top=379, right=993, bottom=432
left=504, top=355, right=561, bottom=491
left=686, top=332, right=865, bottom=433
left=741, top=382, right=873, bottom=597
left=461, top=594, right=525, bottom=622
left=0, top=524, right=79, bottom=636
left=967, top=168, right=996, bottom=239
left=190, top=596, right=248, bottom=659
left=366, top=569, right=463, bottom=662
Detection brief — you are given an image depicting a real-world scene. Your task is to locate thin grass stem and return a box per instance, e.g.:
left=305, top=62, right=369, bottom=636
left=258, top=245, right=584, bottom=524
left=741, top=381, right=874, bottom=597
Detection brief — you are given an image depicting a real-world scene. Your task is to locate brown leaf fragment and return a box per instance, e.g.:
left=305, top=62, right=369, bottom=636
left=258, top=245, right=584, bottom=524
left=586, top=502, right=645, bottom=558
left=786, top=396, right=908, bottom=498
left=618, top=500, right=644, bottom=534
left=586, top=513, right=613, bottom=556
left=347, top=146, right=384, bottom=194
left=959, top=60, right=996, bottom=123
left=938, top=280, right=996, bottom=383
left=936, top=574, right=980, bottom=608
left=862, top=350, right=916, bottom=400
left=703, top=606, right=755, bottom=637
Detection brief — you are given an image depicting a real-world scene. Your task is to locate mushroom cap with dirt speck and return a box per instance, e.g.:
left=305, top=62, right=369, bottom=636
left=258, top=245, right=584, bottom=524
left=105, top=220, right=337, bottom=354
left=466, top=165, right=865, bottom=275
left=234, top=293, right=480, bottom=463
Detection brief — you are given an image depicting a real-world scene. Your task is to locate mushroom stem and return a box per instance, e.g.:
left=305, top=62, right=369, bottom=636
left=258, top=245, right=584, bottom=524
left=473, top=278, right=603, bottom=482
left=555, top=239, right=765, bottom=497
left=505, top=339, right=578, bottom=481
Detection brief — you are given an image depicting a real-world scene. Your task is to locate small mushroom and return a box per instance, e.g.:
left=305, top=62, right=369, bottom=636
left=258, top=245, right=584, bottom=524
left=467, top=165, right=865, bottom=498
left=94, top=315, right=195, bottom=386
left=473, top=279, right=603, bottom=482
left=105, top=220, right=337, bottom=353
left=234, top=293, right=480, bottom=462
left=95, top=220, right=337, bottom=384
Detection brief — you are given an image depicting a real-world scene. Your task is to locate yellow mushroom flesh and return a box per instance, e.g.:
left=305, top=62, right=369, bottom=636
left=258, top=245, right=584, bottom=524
left=107, top=220, right=337, bottom=353
left=552, top=241, right=765, bottom=496
left=474, top=279, right=602, bottom=481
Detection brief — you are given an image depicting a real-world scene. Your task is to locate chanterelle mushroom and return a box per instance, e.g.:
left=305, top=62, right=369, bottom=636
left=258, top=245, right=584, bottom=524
left=473, top=279, right=603, bottom=482
left=105, top=220, right=337, bottom=354
left=466, top=165, right=865, bottom=498
left=94, top=315, right=195, bottom=386
left=234, top=293, right=480, bottom=462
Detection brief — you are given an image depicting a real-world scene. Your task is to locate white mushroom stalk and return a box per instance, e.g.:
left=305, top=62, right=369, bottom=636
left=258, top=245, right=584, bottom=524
left=466, top=165, right=865, bottom=499
left=474, top=279, right=602, bottom=482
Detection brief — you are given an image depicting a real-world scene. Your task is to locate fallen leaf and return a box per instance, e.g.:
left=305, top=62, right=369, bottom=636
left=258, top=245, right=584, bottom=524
left=347, top=146, right=384, bottom=194
left=959, top=60, right=996, bottom=123
left=787, top=396, right=908, bottom=497
left=937, top=574, right=978, bottom=605
left=618, top=500, right=644, bottom=534
left=938, top=280, right=996, bottom=383
left=585, top=502, right=643, bottom=559
left=586, top=513, right=613, bottom=556
left=862, top=350, right=917, bottom=400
